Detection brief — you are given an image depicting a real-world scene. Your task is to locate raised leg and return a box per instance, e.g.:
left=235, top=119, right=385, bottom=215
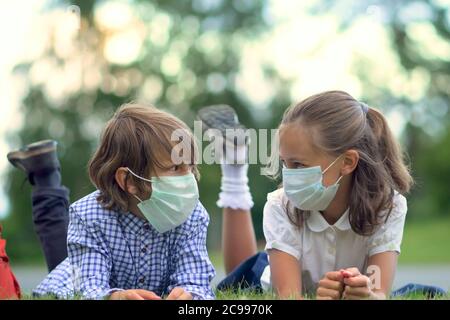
left=8, top=140, right=69, bottom=271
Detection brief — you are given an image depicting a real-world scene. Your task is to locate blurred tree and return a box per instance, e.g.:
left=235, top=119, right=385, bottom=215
left=313, top=0, right=450, bottom=220
left=3, top=0, right=289, bottom=263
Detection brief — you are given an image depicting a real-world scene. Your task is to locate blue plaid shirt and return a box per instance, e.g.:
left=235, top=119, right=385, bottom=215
left=33, top=191, right=216, bottom=300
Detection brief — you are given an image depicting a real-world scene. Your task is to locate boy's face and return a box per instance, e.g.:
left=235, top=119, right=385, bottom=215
left=138, top=162, right=193, bottom=203
left=114, top=160, right=194, bottom=218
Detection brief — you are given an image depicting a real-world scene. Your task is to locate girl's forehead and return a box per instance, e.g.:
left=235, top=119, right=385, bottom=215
left=279, top=124, right=318, bottom=160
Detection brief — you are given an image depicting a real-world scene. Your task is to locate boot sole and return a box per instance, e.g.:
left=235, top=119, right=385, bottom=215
left=7, top=141, right=57, bottom=171
left=197, top=105, right=248, bottom=146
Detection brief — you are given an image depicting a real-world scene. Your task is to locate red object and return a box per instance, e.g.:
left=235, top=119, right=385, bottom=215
left=0, top=224, right=21, bottom=299
left=340, top=270, right=352, bottom=279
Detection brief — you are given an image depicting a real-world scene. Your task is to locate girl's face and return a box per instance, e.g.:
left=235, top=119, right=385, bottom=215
left=279, top=123, right=343, bottom=187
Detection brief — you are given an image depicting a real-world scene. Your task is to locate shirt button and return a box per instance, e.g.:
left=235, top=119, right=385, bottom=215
left=141, top=247, right=147, bottom=254
left=144, top=224, right=150, bottom=230
left=139, top=277, right=146, bottom=284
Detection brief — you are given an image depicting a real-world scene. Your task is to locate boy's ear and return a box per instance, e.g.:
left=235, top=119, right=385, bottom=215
left=341, top=149, right=359, bottom=175
left=115, top=167, right=138, bottom=195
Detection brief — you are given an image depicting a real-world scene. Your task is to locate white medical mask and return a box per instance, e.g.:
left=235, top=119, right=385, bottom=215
left=127, top=168, right=199, bottom=233
left=282, top=155, right=343, bottom=211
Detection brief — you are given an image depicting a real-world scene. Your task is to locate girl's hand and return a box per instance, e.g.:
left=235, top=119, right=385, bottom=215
left=110, top=289, right=162, bottom=300
left=341, top=267, right=383, bottom=300
left=316, top=271, right=344, bottom=300
left=166, top=287, right=193, bottom=300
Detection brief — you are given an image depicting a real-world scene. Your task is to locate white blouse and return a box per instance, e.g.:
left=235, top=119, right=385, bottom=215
left=261, top=188, right=407, bottom=295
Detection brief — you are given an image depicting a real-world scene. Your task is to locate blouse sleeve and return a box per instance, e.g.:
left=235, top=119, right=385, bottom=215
left=367, top=193, right=408, bottom=257
left=263, top=190, right=302, bottom=260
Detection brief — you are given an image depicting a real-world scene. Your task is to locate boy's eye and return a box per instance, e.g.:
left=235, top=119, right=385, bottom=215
left=169, top=164, right=192, bottom=173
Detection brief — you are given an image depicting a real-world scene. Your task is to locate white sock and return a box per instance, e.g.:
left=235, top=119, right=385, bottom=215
left=216, top=140, right=254, bottom=210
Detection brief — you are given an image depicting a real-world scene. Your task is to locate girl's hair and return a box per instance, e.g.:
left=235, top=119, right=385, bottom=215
left=88, top=103, right=199, bottom=212
left=272, top=90, right=413, bottom=235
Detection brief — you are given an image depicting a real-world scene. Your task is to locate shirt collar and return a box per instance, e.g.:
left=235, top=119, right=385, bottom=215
left=306, top=207, right=351, bottom=232
left=119, top=212, right=149, bottom=235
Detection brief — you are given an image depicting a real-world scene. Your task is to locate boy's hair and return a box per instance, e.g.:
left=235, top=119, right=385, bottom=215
left=273, top=90, right=413, bottom=236
left=88, top=103, right=199, bottom=212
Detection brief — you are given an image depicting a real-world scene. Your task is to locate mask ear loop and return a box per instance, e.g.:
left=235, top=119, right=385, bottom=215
left=132, top=194, right=143, bottom=203
left=126, top=168, right=153, bottom=202
left=127, top=167, right=153, bottom=183
left=322, top=154, right=344, bottom=174
left=322, top=155, right=345, bottom=185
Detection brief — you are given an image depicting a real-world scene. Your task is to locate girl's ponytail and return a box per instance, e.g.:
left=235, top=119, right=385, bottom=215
left=366, top=107, right=413, bottom=194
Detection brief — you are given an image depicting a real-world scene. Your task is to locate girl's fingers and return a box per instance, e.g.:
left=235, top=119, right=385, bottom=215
left=167, top=287, right=185, bottom=300
left=344, top=285, right=371, bottom=297
left=344, top=274, right=371, bottom=288
left=325, top=271, right=343, bottom=282
left=343, top=267, right=361, bottom=277
left=316, top=287, right=341, bottom=300
left=318, top=278, right=344, bottom=291
left=340, top=270, right=352, bottom=278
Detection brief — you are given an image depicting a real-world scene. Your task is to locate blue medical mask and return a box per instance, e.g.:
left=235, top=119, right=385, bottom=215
left=127, top=168, right=199, bottom=233
left=282, top=155, right=343, bottom=211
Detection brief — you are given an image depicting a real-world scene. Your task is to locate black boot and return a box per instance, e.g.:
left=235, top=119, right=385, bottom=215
left=7, top=140, right=61, bottom=186
left=8, top=140, right=68, bottom=271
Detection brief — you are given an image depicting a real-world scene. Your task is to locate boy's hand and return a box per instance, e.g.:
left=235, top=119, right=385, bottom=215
left=341, top=267, right=380, bottom=300
left=166, top=287, right=193, bottom=300
left=110, top=289, right=162, bottom=300
left=316, top=271, right=344, bottom=300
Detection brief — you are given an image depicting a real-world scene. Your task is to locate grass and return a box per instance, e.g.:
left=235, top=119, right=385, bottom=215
left=399, top=216, right=450, bottom=264
left=215, top=289, right=450, bottom=300
left=15, top=290, right=449, bottom=300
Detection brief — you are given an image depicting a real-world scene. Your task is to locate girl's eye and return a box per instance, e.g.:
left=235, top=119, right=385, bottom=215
left=291, top=162, right=306, bottom=169
left=281, top=159, right=307, bottom=169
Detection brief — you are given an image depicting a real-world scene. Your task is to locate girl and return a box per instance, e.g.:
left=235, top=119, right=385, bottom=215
left=209, top=91, right=417, bottom=299
left=31, top=103, right=215, bottom=300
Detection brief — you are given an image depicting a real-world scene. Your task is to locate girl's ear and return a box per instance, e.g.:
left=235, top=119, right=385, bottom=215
left=115, top=167, right=138, bottom=195
left=341, top=150, right=359, bottom=175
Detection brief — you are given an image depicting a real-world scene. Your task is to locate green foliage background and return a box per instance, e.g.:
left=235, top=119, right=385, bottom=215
left=2, top=0, right=449, bottom=264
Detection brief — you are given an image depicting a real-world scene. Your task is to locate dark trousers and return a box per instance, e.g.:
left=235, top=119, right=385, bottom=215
left=32, top=186, right=69, bottom=272
left=217, top=252, right=448, bottom=298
